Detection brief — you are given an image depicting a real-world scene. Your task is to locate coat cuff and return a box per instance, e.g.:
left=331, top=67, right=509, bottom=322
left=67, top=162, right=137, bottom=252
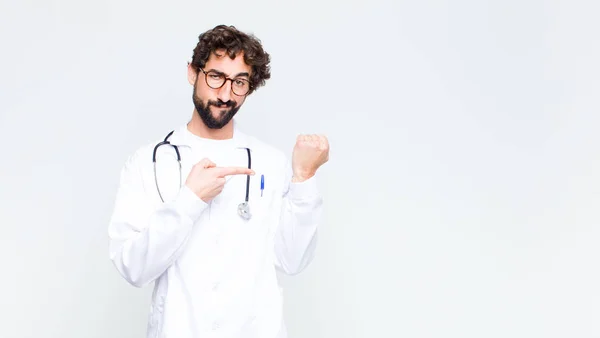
left=172, top=185, right=208, bottom=221
left=289, top=175, right=320, bottom=201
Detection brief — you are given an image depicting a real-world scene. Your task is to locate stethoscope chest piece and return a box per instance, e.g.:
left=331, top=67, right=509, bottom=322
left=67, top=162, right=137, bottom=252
left=237, top=201, right=251, bottom=220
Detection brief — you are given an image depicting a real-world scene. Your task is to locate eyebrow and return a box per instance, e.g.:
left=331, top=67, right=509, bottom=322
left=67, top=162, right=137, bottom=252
left=207, top=69, right=250, bottom=79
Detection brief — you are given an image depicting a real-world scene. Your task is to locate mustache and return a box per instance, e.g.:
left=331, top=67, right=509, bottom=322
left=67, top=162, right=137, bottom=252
left=208, top=99, right=235, bottom=108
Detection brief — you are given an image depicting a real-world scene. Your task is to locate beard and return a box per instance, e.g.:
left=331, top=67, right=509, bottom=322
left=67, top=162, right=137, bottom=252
left=192, top=82, right=240, bottom=129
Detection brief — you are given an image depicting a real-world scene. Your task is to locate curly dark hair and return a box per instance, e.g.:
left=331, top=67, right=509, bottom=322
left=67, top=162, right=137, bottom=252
left=190, top=25, right=271, bottom=95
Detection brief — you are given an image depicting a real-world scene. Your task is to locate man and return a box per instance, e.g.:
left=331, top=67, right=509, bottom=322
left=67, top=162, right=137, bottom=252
left=108, top=24, right=329, bottom=338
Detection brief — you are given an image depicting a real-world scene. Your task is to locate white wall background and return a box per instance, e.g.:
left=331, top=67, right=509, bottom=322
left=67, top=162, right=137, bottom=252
left=1, top=0, right=598, bottom=337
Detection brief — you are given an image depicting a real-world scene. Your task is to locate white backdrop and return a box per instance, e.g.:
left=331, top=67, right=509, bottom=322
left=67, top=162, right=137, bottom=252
left=1, top=0, right=598, bottom=337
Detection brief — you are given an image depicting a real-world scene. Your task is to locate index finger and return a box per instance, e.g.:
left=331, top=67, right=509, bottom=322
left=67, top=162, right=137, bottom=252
left=216, top=167, right=255, bottom=177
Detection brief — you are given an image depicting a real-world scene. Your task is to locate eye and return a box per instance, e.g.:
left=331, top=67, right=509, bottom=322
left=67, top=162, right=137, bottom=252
left=234, top=79, right=248, bottom=87
left=209, top=74, right=222, bottom=80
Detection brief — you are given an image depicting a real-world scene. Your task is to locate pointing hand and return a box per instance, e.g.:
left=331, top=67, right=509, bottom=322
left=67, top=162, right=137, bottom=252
left=185, top=158, right=254, bottom=203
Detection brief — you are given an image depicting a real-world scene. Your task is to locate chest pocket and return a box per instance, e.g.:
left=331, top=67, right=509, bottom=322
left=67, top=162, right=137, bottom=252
left=247, top=169, right=275, bottom=223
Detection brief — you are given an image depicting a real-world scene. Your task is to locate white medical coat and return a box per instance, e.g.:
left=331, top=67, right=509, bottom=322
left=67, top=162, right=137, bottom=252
left=108, top=122, right=322, bottom=338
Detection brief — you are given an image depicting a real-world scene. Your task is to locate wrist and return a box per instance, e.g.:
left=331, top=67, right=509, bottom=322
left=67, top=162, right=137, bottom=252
left=292, top=172, right=314, bottom=183
left=185, top=183, right=209, bottom=202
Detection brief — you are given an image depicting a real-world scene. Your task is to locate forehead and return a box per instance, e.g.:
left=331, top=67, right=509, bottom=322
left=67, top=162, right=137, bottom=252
left=205, top=50, right=251, bottom=76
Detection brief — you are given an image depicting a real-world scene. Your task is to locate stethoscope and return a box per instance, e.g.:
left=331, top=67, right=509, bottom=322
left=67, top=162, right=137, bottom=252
left=152, top=130, right=253, bottom=220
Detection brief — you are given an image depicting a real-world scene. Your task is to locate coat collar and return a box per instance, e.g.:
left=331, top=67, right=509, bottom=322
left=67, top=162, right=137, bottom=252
left=166, top=119, right=252, bottom=149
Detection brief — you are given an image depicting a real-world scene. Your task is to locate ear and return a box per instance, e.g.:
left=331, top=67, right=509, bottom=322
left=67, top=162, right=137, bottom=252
left=187, top=63, right=197, bottom=86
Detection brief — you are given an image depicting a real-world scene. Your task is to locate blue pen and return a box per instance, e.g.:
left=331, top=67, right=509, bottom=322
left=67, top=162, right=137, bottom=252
left=260, top=175, right=264, bottom=197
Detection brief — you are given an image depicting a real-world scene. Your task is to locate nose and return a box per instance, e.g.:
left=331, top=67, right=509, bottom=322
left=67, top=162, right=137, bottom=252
left=217, top=79, right=232, bottom=102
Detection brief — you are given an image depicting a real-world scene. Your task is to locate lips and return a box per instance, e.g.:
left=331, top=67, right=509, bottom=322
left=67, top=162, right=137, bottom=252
left=212, top=103, right=232, bottom=109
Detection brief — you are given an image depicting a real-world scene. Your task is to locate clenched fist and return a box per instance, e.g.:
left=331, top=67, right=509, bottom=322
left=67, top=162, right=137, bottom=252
left=291, top=134, right=329, bottom=182
left=185, top=158, right=254, bottom=203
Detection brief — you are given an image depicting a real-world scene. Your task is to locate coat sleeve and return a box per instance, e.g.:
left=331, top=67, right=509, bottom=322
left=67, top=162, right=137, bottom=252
left=273, top=159, right=323, bottom=275
left=108, top=151, right=208, bottom=287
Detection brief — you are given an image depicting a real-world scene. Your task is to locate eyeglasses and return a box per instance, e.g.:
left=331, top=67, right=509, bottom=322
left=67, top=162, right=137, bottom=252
left=198, top=68, right=252, bottom=96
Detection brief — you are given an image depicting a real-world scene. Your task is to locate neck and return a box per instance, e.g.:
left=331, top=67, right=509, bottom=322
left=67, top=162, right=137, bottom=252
left=187, top=111, right=234, bottom=140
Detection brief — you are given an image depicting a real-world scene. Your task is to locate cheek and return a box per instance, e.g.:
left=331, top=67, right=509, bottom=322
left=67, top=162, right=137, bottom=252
left=234, top=96, right=246, bottom=107
left=196, top=85, right=217, bottom=100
